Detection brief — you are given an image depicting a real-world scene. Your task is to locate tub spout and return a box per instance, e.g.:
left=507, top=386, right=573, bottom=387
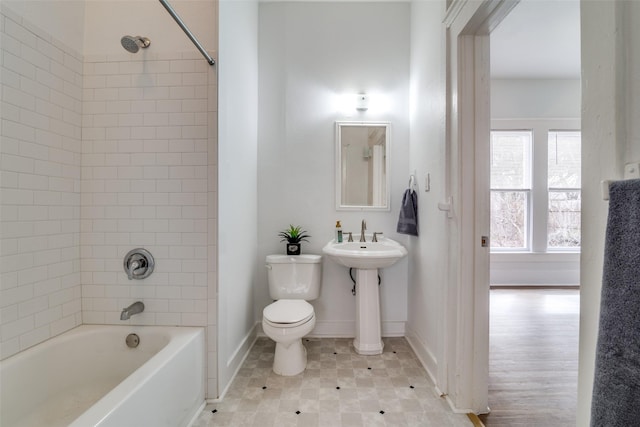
left=120, top=301, right=144, bottom=320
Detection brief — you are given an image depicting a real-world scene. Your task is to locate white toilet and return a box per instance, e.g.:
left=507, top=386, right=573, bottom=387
left=262, top=254, right=322, bottom=376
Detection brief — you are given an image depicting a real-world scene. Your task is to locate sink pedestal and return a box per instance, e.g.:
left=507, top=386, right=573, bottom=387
left=353, top=268, right=383, bottom=355
left=322, top=235, right=407, bottom=355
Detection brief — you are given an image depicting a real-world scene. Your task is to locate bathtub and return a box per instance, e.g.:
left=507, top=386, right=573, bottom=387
left=0, top=325, right=205, bottom=427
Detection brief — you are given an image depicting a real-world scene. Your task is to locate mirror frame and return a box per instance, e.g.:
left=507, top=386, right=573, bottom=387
left=335, top=121, right=391, bottom=211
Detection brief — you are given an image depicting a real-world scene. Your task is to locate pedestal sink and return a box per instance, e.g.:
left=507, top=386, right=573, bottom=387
left=322, top=236, right=407, bottom=355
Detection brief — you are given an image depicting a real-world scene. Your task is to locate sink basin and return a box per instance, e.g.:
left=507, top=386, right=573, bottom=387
left=322, top=236, right=408, bottom=269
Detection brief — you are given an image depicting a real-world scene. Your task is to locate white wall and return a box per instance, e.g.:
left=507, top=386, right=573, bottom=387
left=491, top=79, right=581, bottom=119
left=83, top=0, right=216, bottom=58
left=405, top=0, right=447, bottom=386
left=257, top=2, right=410, bottom=338
left=578, top=2, right=640, bottom=425
left=217, top=0, right=258, bottom=396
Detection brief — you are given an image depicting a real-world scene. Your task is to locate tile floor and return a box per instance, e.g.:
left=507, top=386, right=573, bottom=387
left=193, top=337, right=473, bottom=427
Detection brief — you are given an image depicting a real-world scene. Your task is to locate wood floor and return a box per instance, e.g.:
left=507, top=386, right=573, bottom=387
left=479, top=288, right=579, bottom=426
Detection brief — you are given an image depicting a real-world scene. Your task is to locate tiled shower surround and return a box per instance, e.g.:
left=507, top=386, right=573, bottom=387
left=1, top=7, right=83, bottom=360
left=0, top=7, right=219, bottom=397
left=81, top=53, right=211, bottom=326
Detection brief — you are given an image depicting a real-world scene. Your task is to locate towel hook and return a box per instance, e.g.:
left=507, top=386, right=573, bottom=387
left=408, top=174, right=416, bottom=191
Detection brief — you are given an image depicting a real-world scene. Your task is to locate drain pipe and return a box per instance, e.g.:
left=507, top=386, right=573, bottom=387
left=348, top=268, right=381, bottom=295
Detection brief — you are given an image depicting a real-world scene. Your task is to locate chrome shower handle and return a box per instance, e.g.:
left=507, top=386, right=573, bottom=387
left=123, top=248, right=155, bottom=280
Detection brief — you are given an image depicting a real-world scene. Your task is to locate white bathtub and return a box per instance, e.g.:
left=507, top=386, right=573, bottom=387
left=0, top=325, right=205, bottom=427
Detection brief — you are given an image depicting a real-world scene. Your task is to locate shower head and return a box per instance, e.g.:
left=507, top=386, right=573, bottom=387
left=120, top=36, right=151, bottom=53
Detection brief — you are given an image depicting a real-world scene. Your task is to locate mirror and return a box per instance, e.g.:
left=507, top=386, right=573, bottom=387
left=335, top=121, right=390, bottom=210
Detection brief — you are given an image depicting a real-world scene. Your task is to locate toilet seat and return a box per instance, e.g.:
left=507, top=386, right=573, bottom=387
left=263, top=300, right=314, bottom=328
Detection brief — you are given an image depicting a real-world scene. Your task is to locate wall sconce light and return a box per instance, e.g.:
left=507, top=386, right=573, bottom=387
left=355, top=94, right=369, bottom=111
left=335, top=93, right=374, bottom=115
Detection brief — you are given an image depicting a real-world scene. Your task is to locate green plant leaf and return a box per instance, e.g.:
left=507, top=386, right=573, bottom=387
left=278, top=224, right=310, bottom=243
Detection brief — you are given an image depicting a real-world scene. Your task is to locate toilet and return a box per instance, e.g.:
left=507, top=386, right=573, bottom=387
left=262, top=254, right=322, bottom=376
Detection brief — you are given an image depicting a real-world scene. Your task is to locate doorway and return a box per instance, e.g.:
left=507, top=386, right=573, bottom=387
left=486, top=0, right=581, bottom=424
left=442, top=0, right=580, bottom=416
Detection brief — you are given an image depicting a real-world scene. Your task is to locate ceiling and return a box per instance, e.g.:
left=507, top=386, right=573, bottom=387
left=490, top=0, right=581, bottom=79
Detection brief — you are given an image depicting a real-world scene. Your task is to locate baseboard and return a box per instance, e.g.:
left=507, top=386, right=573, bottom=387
left=442, top=393, right=478, bottom=415
left=255, top=320, right=406, bottom=338
left=186, top=401, right=207, bottom=427
left=310, top=320, right=406, bottom=338
left=404, top=326, right=438, bottom=385
left=382, top=321, right=406, bottom=337
left=309, top=320, right=355, bottom=337
left=490, top=284, right=580, bottom=289
left=391, top=327, right=488, bottom=417
left=404, top=327, right=484, bottom=416
left=215, top=324, right=257, bottom=401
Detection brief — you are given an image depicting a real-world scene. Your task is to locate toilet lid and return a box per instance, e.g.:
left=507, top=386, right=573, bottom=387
left=263, top=300, right=314, bottom=324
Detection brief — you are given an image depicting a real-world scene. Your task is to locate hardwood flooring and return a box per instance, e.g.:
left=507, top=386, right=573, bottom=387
left=479, top=288, right=579, bottom=426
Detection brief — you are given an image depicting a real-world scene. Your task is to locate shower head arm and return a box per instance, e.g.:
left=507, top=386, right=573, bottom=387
left=158, top=0, right=215, bottom=66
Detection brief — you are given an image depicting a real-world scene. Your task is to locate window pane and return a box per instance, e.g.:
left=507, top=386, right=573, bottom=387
left=548, top=131, right=581, bottom=188
left=548, top=190, right=581, bottom=248
left=491, top=191, right=528, bottom=248
left=491, top=131, right=532, bottom=189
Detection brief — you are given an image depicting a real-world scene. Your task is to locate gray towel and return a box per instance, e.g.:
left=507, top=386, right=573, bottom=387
left=397, top=188, right=418, bottom=236
left=591, top=179, right=640, bottom=426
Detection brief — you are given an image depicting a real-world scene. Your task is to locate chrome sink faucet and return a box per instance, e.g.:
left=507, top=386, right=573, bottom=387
left=360, top=219, right=367, bottom=242
left=120, top=301, right=145, bottom=320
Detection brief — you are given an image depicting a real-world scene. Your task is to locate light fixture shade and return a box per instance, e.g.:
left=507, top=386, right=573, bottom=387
left=355, top=94, right=369, bottom=111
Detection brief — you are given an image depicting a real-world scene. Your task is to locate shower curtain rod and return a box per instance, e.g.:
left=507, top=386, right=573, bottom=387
left=158, top=0, right=215, bottom=66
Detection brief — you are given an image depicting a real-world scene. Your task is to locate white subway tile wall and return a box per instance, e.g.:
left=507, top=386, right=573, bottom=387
left=1, top=7, right=83, bottom=360
left=1, top=6, right=218, bottom=398
left=82, top=51, right=217, bottom=396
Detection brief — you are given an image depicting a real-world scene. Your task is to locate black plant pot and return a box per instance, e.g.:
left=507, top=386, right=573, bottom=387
left=286, top=243, right=301, bottom=255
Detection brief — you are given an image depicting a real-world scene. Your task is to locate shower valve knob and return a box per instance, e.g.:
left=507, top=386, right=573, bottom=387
left=123, top=248, right=154, bottom=280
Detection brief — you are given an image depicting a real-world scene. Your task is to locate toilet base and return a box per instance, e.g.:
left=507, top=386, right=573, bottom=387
left=273, top=339, right=307, bottom=376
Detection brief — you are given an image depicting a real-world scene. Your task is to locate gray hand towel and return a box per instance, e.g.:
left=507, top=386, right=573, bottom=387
left=397, top=188, right=418, bottom=236
left=591, top=179, right=640, bottom=426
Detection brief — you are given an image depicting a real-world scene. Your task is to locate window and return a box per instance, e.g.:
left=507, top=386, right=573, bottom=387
left=490, top=125, right=581, bottom=253
left=490, top=131, right=532, bottom=249
left=547, top=131, right=581, bottom=249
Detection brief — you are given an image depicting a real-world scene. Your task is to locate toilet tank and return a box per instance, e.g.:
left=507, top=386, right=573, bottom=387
left=266, top=254, right=323, bottom=300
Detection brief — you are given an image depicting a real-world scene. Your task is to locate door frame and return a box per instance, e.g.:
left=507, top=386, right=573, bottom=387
left=442, top=0, right=519, bottom=414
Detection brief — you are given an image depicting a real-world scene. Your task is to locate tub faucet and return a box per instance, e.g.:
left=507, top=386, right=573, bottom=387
left=120, top=301, right=144, bottom=320
left=360, top=219, right=367, bottom=242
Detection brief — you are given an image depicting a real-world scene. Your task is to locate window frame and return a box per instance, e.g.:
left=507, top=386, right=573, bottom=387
left=489, top=129, right=533, bottom=251
left=546, top=130, right=582, bottom=251
left=490, top=119, right=581, bottom=254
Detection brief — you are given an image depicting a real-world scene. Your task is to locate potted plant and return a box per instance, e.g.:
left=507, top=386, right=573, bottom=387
left=278, top=225, right=310, bottom=255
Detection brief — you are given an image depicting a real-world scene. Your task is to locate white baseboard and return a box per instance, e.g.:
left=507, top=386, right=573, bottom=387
left=381, top=321, right=406, bottom=337
left=311, top=320, right=406, bottom=337
left=216, top=324, right=257, bottom=401
left=255, top=320, right=406, bottom=338
left=490, top=252, right=580, bottom=285
left=405, top=327, right=489, bottom=415
left=308, top=320, right=355, bottom=337
left=405, top=326, right=438, bottom=384
left=186, top=401, right=207, bottom=427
